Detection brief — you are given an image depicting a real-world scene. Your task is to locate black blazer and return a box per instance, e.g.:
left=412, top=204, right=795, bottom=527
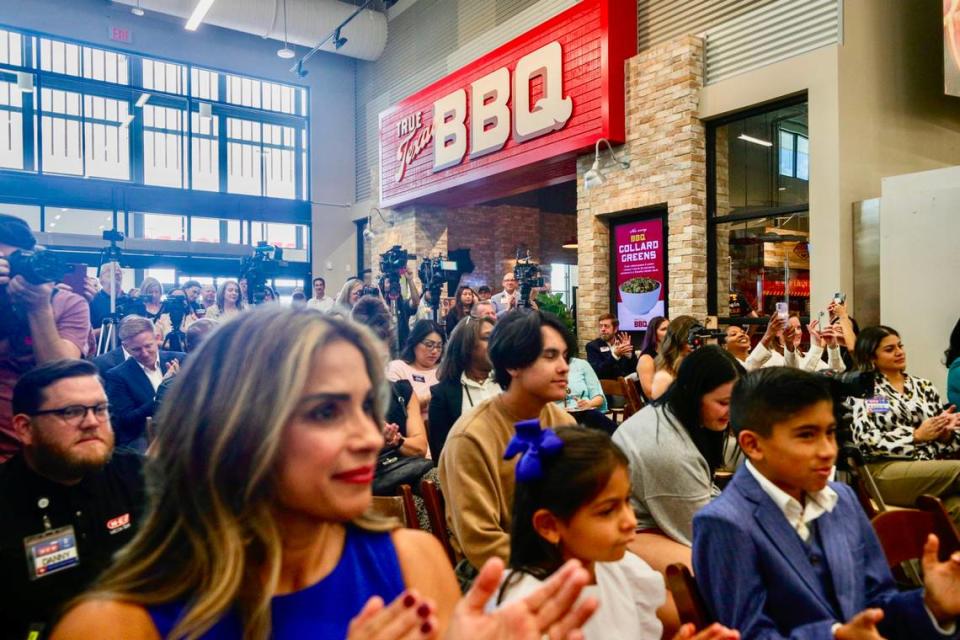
left=585, top=337, right=637, bottom=379
left=91, top=347, right=125, bottom=376
left=428, top=378, right=464, bottom=460
left=104, top=351, right=185, bottom=446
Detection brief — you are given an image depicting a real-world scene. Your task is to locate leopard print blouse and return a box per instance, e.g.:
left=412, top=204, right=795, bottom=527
left=850, top=373, right=957, bottom=461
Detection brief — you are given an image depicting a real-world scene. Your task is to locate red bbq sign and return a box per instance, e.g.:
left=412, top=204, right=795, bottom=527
left=378, top=0, right=636, bottom=208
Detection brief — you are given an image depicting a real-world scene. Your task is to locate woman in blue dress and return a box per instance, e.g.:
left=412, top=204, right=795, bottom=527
left=53, top=307, right=597, bottom=640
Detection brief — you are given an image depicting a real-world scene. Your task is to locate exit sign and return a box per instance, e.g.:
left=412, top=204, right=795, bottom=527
left=109, top=26, right=132, bottom=44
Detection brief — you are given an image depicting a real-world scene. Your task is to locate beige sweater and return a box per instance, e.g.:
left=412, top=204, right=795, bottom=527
left=437, top=396, right=576, bottom=569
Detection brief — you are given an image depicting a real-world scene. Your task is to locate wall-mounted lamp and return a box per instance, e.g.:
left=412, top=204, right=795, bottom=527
left=562, top=238, right=578, bottom=250
left=362, top=207, right=391, bottom=240
left=584, top=138, right=630, bottom=191
left=16, top=72, right=34, bottom=93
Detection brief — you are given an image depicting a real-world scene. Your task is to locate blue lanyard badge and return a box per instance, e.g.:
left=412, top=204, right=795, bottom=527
left=23, top=526, right=80, bottom=581
left=865, top=396, right=891, bottom=415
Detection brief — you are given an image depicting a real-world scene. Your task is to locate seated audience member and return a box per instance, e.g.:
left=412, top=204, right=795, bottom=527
left=786, top=313, right=845, bottom=373
left=334, top=277, right=364, bottom=312
left=476, top=285, right=492, bottom=302
left=561, top=356, right=617, bottom=435
left=91, top=344, right=128, bottom=376
left=650, top=315, right=699, bottom=399
left=471, top=300, right=498, bottom=321
left=586, top=313, right=637, bottom=380
left=439, top=310, right=577, bottom=571
left=0, top=360, right=145, bottom=637
left=54, top=307, right=598, bottom=640
left=351, top=296, right=431, bottom=493
left=444, top=286, right=476, bottom=336
left=291, top=290, right=307, bottom=308
left=154, top=318, right=216, bottom=409
left=724, top=315, right=789, bottom=372
left=387, top=320, right=444, bottom=426
left=850, top=325, right=960, bottom=525
left=635, top=315, right=668, bottom=399
left=0, top=214, right=91, bottom=463
left=613, top=346, right=741, bottom=570
left=180, top=280, right=203, bottom=313
left=306, top=276, right=335, bottom=313
left=429, top=315, right=498, bottom=460
left=103, top=316, right=184, bottom=451
left=204, top=279, right=243, bottom=320
left=828, top=298, right=859, bottom=368
left=946, top=317, right=960, bottom=407
left=494, top=425, right=738, bottom=640
left=694, top=366, right=960, bottom=639
left=199, top=284, right=216, bottom=311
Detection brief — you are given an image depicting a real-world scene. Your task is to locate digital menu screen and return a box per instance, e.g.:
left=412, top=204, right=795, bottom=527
left=611, top=214, right=667, bottom=331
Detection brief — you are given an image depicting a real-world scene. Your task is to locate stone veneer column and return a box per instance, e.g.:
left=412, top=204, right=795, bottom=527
left=576, top=36, right=707, bottom=349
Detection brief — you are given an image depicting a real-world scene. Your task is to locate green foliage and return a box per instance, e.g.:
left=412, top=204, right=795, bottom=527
left=536, top=292, right=576, bottom=338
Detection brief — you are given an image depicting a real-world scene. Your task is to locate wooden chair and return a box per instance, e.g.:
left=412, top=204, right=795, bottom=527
left=370, top=495, right=411, bottom=527
left=599, top=378, right=626, bottom=423
left=665, top=563, right=712, bottom=629
left=397, top=484, right=419, bottom=530
left=421, top=479, right=457, bottom=565
left=871, top=495, right=960, bottom=586
left=620, top=375, right=644, bottom=419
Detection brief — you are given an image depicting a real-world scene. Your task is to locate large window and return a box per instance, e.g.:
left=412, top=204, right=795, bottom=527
left=0, top=27, right=309, bottom=200
left=708, top=98, right=810, bottom=320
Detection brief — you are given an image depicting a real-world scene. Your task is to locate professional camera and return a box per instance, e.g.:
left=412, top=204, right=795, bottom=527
left=378, top=245, right=411, bottom=300
left=6, top=247, right=68, bottom=285
left=513, top=250, right=544, bottom=308
left=687, top=323, right=726, bottom=350
left=240, top=242, right=287, bottom=305
left=360, top=284, right=381, bottom=297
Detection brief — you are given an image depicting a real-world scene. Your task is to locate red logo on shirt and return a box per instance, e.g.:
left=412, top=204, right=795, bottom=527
left=106, top=513, right=130, bottom=533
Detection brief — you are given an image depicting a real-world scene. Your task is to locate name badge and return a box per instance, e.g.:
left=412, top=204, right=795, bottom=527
left=412, top=374, right=426, bottom=383
left=865, top=396, right=891, bottom=414
left=600, top=346, right=611, bottom=353
left=23, top=526, right=80, bottom=581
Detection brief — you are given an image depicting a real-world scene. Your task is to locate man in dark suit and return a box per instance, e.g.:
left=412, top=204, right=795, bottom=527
left=103, top=315, right=184, bottom=451
left=694, top=368, right=960, bottom=639
left=91, top=346, right=126, bottom=375
left=585, top=313, right=636, bottom=379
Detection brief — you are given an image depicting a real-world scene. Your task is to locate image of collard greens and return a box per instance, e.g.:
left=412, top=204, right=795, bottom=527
left=621, top=277, right=660, bottom=293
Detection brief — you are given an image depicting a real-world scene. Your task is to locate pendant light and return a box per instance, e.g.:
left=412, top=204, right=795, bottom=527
left=277, top=0, right=295, bottom=59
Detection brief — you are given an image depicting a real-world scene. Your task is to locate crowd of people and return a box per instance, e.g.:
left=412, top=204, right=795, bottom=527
left=4, top=210, right=960, bottom=639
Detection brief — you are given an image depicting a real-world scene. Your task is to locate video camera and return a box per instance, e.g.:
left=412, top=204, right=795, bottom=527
left=378, top=246, right=411, bottom=301
left=513, top=250, right=544, bottom=308
left=240, top=242, right=286, bottom=305
left=6, top=247, right=68, bottom=285
left=688, top=323, right=726, bottom=350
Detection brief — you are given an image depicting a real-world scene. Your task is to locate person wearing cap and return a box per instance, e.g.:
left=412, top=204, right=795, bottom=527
left=0, top=359, right=145, bottom=638
left=0, top=214, right=92, bottom=463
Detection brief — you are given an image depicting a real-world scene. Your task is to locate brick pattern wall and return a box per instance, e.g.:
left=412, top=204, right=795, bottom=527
left=575, top=36, right=707, bottom=348
left=366, top=205, right=575, bottom=294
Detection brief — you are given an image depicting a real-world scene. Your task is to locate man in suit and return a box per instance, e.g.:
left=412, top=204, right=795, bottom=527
left=103, top=315, right=184, bottom=451
left=585, top=313, right=637, bottom=379
left=91, top=345, right=126, bottom=375
left=693, top=367, right=960, bottom=639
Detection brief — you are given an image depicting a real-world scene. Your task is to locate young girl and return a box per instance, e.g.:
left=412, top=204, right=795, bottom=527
left=495, top=423, right=740, bottom=640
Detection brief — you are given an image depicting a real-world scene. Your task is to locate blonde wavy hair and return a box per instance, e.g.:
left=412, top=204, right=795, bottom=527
left=80, top=307, right=390, bottom=639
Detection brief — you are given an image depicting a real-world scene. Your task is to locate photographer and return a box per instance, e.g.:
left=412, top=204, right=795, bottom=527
left=154, top=288, right=199, bottom=349
left=379, top=268, right=420, bottom=350
left=0, top=214, right=91, bottom=462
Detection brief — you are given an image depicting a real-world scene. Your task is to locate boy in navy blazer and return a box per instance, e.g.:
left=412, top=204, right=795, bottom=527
left=693, top=367, right=960, bottom=639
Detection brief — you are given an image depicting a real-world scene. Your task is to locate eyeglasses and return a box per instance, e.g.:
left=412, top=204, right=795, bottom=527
left=420, top=340, right=444, bottom=352
left=32, top=403, right=110, bottom=424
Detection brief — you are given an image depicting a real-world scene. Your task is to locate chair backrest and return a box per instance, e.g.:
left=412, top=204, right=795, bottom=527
left=665, top=563, right=712, bottom=629
left=872, top=495, right=960, bottom=570
left=369, top=495, right=410, bottom=527
left=397, top=484, right=419, bottom=530
left=620, top=376, right=644, bottom=418
left=599, top=378, right=624, bottom=399
left=421, top=479, right=457, bottom=565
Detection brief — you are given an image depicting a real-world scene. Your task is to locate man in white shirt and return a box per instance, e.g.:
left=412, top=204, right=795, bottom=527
left=306, top=277, right=335, bottom=313
left=103, top=316, right=183, bottom=451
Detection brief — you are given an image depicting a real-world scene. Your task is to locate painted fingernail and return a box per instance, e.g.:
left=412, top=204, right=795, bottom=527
left=417, top=603, right=430, bottom=618
left=403, top=594, right=416, bottom=608
left=420, top=622, right=433, bottom=635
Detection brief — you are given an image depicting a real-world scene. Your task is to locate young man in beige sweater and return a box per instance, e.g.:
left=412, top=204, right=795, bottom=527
left=438, top=310, right=577, bottom=571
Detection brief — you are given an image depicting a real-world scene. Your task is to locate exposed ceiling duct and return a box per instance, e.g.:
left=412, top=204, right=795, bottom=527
left=112, top=0, right=388, bottom=61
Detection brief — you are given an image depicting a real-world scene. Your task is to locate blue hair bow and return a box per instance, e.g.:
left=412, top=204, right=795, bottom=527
left=504, top=419, right=564, bottom=482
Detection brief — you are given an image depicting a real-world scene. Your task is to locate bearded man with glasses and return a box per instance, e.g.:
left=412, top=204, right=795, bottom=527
left=0, top=359, right=145, bottom=638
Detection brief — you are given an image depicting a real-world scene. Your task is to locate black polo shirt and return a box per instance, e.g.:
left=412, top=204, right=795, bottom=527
left=0, top=452, right=145, bottom=639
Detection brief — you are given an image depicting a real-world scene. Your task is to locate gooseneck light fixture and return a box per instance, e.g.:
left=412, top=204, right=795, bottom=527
left=362, top=207, right=391, bottom=241
left=583, top=138, right=630, bottom=191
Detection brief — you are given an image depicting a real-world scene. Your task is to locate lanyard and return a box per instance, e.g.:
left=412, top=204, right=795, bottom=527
left=463, top=384, right=476, bottom=408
